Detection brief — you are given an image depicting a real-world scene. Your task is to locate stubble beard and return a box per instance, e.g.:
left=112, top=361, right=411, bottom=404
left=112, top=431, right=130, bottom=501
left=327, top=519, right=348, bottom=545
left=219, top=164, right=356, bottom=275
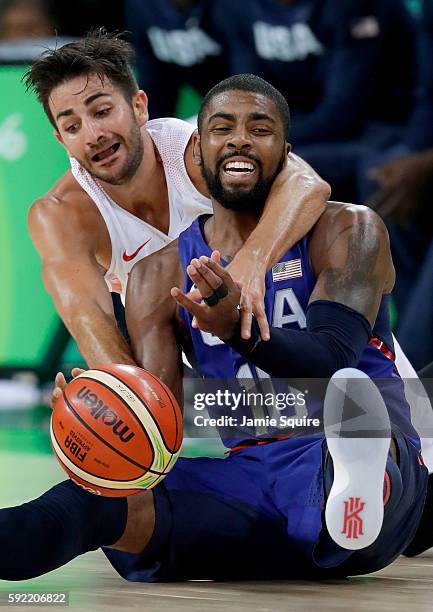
left=80, top=120, right=144, bottom=186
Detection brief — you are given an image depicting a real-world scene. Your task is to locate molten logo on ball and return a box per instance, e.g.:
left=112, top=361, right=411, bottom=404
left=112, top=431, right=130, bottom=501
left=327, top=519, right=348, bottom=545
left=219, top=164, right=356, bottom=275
left=77, top=386, right=135, bottom=443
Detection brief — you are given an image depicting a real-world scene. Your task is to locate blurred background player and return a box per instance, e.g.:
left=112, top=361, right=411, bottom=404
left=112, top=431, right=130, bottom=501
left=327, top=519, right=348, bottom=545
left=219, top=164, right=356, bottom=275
left=0, top=0, right=56, bottom=41
left=125, top=0, right=225, bottom=118
left=52, top=1, right=124, bottom=39
left=357, top=0, right=433, bottom=370
left=210, top=0, right=416, bottom=202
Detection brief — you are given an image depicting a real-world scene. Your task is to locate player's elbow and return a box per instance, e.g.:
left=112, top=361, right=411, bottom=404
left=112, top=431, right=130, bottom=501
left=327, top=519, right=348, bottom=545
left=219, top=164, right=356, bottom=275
left=301, top=175, right=331, bottom=212
left=316, top=333, right=361, bottom=378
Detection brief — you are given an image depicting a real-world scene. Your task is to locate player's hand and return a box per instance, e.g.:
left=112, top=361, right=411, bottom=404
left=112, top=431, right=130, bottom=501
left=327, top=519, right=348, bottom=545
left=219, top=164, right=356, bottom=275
left=51, top=368, right=84, bottom=410
left=184, top=253, right=269, bottom=341
left=171, top=252, right=241, bottom=341
left=225, top=256, right=268, bottom=341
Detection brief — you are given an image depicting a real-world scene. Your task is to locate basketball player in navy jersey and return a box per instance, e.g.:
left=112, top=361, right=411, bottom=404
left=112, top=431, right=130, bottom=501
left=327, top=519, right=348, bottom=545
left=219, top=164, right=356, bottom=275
left=121, top=74, right=428, bottom=578
left=0, top=75, right=427, bottom=582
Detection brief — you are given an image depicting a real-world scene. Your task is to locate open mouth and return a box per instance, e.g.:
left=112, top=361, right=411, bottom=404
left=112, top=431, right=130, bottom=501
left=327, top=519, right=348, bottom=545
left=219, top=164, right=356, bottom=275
left=92, top=143, right=120, bottom=163
left=223, top=160, right=256, bottom=177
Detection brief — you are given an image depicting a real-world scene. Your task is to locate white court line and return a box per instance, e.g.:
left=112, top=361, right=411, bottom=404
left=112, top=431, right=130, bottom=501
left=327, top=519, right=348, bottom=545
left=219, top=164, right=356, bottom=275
left=136, top=592, right=228, bottom=601
left=375, top=576, right=433, bottom=582
left=181, top=588, right=244, bottom=596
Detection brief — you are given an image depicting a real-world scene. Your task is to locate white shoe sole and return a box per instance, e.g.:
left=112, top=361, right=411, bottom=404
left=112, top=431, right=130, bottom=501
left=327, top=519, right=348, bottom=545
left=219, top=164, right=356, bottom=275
left=324, top=368, right=391, bottom=551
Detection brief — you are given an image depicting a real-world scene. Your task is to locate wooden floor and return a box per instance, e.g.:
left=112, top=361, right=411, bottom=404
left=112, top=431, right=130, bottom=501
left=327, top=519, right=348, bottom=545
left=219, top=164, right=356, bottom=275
left=1, top=551, right=433, bottom=612
left=1, top=452, right=433, bottom=612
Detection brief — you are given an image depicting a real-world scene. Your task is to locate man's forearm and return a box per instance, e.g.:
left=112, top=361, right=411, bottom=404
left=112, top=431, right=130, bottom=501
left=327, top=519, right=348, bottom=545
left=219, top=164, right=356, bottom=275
left=63, top=309, right=137, bottom=368
left=234, top=161, right=330, bottom=272
left=227, top=301, right=371, bottom=378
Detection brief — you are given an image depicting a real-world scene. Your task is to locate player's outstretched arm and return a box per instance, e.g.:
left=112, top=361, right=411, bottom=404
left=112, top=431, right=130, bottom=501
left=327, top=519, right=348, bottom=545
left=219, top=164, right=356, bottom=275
left=125, top=241, right=184, bottom=404
left=28, top=195, right=136, bottom=368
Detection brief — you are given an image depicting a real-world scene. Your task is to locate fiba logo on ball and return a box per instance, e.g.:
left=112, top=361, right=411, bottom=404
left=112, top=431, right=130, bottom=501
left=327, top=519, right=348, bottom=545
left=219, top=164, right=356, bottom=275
left=50, top=365, right=183, bottom=497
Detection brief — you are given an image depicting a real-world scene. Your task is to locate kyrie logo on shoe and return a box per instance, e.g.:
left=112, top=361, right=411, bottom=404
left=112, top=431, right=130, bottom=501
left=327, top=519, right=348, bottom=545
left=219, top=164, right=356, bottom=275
left=122, top=239, right=151, bottom=262
left=342, top=497, right=366, bottom=539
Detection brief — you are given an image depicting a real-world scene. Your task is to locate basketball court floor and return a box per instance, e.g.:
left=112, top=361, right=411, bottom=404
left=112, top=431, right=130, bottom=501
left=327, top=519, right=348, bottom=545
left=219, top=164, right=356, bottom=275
left=1, top=406, right=433, bottom=612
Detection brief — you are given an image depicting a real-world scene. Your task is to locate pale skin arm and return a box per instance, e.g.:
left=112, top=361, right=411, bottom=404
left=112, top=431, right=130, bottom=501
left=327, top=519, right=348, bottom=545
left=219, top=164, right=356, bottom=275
left=28, top=196, right=136, bottom=372
left=186, top=142, right=331, bottom=340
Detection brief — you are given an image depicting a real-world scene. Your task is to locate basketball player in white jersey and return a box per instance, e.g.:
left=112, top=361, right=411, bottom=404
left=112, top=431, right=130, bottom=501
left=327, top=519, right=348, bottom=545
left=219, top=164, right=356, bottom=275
left=24, top=30, right=330, bottom=374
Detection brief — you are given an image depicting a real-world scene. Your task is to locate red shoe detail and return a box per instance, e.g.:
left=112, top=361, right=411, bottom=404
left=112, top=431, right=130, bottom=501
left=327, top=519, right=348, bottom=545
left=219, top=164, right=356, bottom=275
left=342, top=497, right=366, bottom=539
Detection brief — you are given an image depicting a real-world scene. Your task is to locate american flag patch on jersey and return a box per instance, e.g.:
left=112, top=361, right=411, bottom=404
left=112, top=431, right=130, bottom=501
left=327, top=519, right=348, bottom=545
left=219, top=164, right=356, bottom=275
left=272, top=259, right=302, bottom=282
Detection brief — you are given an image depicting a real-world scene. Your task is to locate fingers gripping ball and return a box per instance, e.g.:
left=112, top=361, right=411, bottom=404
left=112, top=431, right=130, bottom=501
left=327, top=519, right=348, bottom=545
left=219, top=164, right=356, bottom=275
left=50, top=365, right=183, bottom=496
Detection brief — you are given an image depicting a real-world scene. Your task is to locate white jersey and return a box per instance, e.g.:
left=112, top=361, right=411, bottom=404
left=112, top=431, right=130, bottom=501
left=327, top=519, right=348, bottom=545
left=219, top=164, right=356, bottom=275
left=70, top=117, right=211, bottom=301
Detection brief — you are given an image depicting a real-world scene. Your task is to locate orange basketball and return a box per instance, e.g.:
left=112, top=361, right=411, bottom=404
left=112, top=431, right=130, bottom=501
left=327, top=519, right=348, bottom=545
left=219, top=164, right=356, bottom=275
left=50, top=364, right=183, bottom=497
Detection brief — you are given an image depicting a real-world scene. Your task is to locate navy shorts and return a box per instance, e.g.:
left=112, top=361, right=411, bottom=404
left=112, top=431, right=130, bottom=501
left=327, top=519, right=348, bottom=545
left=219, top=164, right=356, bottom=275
left=104, top=434, right=428, bottom=582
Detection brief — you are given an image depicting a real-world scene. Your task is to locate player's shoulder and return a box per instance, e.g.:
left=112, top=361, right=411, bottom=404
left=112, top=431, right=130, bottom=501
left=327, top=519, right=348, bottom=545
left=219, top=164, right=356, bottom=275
left=145, top=116, right=204, bottom=191
left=319, top=200, right=385, bottom=229
left=28, top=170, right=101, bottom=229
left=311, top=201, right=389, bottom=253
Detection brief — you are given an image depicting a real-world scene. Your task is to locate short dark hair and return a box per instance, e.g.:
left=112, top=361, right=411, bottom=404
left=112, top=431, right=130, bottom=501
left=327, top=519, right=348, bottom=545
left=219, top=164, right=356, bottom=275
left=23, top=29, right=138, bottom=128
left=198, top=74, right=290, bottom=137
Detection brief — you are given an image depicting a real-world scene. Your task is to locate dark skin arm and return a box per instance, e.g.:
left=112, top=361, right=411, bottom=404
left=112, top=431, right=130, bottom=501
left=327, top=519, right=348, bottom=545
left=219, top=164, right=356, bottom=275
left=125, top=241, right=184, bottom=404
left=308, top=203, right=394, bottom=325
left=172, top=203, right=395, bottom=334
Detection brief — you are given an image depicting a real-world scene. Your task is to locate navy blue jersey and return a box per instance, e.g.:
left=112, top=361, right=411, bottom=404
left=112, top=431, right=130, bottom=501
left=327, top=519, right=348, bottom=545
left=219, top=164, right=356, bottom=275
left=211, top=0, right=416, bottom=143
left=125, top=0, right=225, bottom=118
left=178, top=215, right=418, bottom=447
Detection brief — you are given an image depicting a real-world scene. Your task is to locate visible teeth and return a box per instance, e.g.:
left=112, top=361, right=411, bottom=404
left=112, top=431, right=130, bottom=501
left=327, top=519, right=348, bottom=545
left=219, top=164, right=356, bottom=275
left=93, top=143, right=119, bottom=161
left=224, top=161, right=254, bottom=171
